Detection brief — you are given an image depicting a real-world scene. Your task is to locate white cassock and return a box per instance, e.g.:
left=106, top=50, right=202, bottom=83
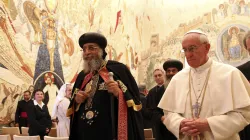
left=158, top=58, right=250, bottom=140
left=51, top=84, right=70, bottom=137
left=56, top=97, right=70, bottom=137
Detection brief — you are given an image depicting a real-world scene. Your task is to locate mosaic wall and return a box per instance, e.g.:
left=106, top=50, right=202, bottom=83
left=0, top=0, right=249, bottom=125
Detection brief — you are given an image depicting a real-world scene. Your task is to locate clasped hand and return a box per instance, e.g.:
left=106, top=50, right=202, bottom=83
left=180, top=118, right=211, bottom=136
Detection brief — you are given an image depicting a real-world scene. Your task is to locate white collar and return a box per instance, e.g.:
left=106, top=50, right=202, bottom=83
left=157, top=84, right=164, bottom=87
left=34, top=100, right=44, bottom=109
left=190, top=58, right=212, bottom=72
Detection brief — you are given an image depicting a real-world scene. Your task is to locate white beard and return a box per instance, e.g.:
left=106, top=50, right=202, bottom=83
left=83, top=58, right=103, bottom=73
left=83, top=49, right=104, bottom=73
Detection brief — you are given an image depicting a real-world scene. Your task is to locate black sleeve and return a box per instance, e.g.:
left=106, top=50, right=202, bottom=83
left=151, top=108, right=164, bottom=123
left=15, top=101, right=21, bottom=124
left=44, top=105, right=52, bottom=133
left=140, top=95, right=152, bottom=119
left=146, top=89, right=163, bottom=123
left=27, top=103, right=46, bottom=134
left=46, top=106, right=52, bottom=129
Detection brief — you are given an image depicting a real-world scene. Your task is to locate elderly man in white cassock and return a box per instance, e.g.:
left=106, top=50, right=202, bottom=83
left=158, top=30, right=250, bottom=140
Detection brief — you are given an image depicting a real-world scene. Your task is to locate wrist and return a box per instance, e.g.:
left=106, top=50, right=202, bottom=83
left=204, top=120, right=211, bottom=132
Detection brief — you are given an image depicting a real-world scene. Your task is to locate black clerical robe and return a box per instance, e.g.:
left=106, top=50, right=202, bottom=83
left=146, top=85, right=176, bottom=140
left=15, top=100, right=32, bottom=133
left=237, top=61, right=250, bottom=140
left=68, top=60, right=144, bottom=140
left=140, top=93, right=151, bottom=129
left=238, top=61, right=250, bottom=82
left=27, top=101, right=52, bottom=140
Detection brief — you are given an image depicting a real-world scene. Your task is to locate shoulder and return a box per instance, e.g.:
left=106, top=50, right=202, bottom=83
left=148, top=86, right=156, bottom=94
left=171, top=68, right=189, bottom=81
left=74, top=71, right=86, bottom=83
left=28, top=100, right=33, bottom=104
left=107, top=60, right=126, bottom=68
left=27, top=101, right=35, bottom=109
left=77, top=71, right=86, bottom=77
left=237, top=61, right=250, bottom=71
left=17, top=100, right=23, bottom=104
left=61, top=98, right=70, bottom=104
left=212, top=61, right=239, bottom=73
left=149, top=86, right=156, bottom=92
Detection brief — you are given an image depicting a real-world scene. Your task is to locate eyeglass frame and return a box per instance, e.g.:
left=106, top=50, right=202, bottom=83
left=81, top=45, right=100, bottom=53
left=181, top=43, right=208, bottom=53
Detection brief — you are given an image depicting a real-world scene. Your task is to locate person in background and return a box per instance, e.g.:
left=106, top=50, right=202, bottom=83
left=51, top=83, right=72, bottom=137
left=237, top=31, right=250, bottom=140
left=28, top=85, right=34, bottom=94
left=146, top=69, right=176, bottom=140
left=27, top=89, right=52, bottom=140
left=163, top=59, right=183, bottom=87
left=138, top=84, right=151, bottom=129
left=15, top=90, right=32, bottom=133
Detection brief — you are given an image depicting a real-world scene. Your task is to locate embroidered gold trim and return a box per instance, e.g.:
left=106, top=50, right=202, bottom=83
left=71, top=88, right=79, bottom=100
left=66, top=107, right=73, bottom=117
left=126, top=100, right=142, bottom=111
left=117, top=80, right=127, bottom=93
left=98, top=82, right=107, bottom=90
left=98, top=60, right=108, bottom=72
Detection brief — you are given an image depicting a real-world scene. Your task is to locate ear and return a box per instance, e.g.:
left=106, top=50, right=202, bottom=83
left=205, top=43, right=210, bottom=52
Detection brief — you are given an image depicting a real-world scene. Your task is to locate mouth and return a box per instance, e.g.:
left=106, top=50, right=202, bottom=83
left=187, top=59, right=195, bottom=62
left=84, top=57, right=93, bottom=60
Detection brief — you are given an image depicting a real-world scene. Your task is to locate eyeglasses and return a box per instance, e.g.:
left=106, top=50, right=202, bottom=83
left=81, top=45, right=99, bottom=53
left=181, top=43, right=207, bottom=53
left=181, top=45, right=199, bottom=53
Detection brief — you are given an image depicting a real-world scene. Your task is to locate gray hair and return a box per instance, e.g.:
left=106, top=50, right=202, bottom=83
left=243, top=31, right=250, bottom=49
left=153, top=68, right=164, bottom=74
left=138, top=84, right=146, bottom=93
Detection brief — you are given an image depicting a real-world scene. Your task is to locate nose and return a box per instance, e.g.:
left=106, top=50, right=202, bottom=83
left=169, top=71, right=174, bottom=75
left=83, top=49, right=91, bottom=56
left=185, top=51, right=193, bottom=58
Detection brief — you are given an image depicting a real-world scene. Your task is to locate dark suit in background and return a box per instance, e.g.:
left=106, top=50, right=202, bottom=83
left=146, top=85, right=176, bottom=140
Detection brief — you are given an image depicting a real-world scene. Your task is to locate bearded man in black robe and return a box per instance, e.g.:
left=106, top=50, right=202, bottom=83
left=67, top=32, right=144, bottom=140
